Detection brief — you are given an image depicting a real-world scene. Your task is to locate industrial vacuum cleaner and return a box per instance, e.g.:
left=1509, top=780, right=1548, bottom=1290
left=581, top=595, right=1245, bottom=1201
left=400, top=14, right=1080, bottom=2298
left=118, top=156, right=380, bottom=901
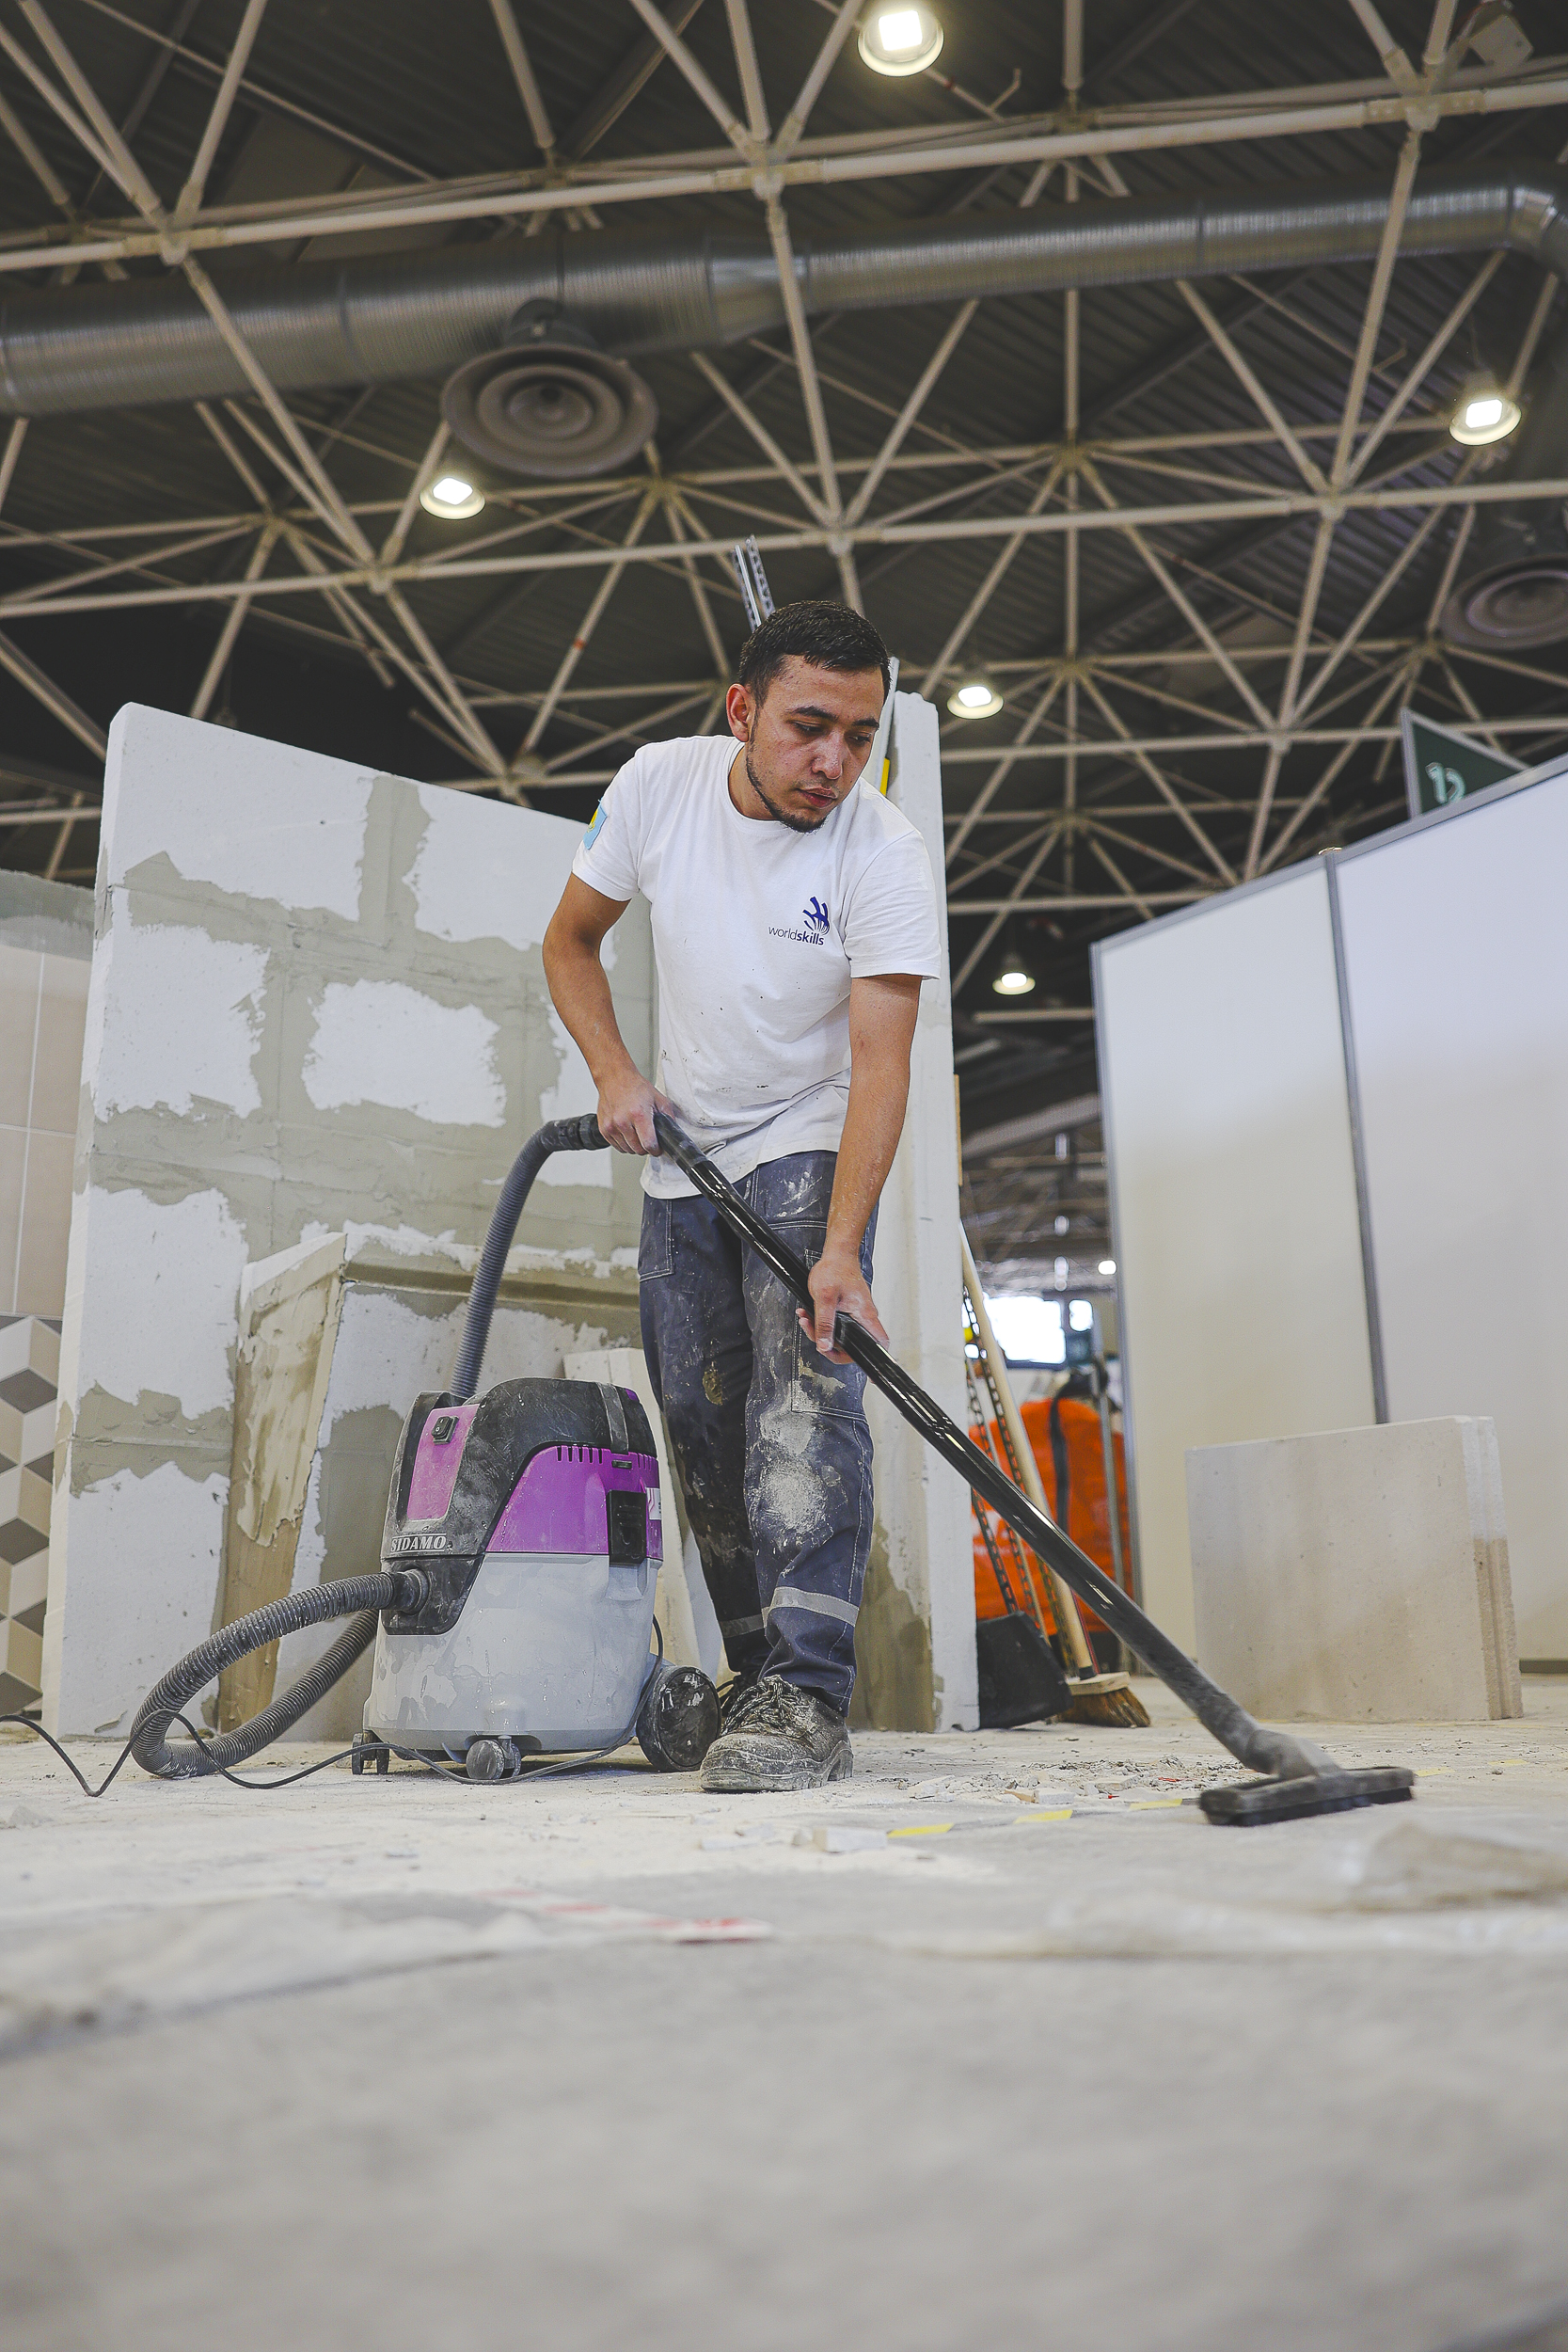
left=31, top=1111, right=1412, bottom=1824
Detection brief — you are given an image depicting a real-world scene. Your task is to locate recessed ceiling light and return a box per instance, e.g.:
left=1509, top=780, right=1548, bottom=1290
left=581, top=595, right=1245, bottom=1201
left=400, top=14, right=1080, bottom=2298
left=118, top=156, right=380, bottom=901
left=947, top=676, right=1003, bottom=719
left=1098, top=1258, right=1117, bottom=1276
left=420, top=473, right=485, bottom=518
left=858, top=6, right=943, bottom=76
left=1449, top=372, right=1521, bottom=446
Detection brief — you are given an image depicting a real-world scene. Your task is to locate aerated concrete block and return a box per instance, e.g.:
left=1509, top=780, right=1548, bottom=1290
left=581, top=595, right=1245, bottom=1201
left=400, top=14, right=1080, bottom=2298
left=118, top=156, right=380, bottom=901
left=1187, top=1417, right=1523, bottom=1723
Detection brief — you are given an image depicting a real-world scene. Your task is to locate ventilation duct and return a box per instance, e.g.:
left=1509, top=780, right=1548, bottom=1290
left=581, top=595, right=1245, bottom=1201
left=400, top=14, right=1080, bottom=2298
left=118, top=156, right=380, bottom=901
left=1441, top=315, right=1568, bottom=650
left=0, top=161, right=1560, bottom=464
left=439, top=304, right=657, bottom=477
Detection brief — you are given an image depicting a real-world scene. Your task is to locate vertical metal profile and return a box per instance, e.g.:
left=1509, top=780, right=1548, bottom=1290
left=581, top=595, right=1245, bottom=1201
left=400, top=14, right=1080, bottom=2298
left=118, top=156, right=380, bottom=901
left=730, top=536, right=774, bottom=632
left=1323, top=851, right=1389, bottom=1424
left=1090, top=933, right=1145, bottom=1608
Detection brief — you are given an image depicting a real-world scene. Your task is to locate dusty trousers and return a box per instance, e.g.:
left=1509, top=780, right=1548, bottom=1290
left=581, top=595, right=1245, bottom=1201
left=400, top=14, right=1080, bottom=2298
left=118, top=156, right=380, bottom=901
left=638, top=1151, right=876, bottom=1718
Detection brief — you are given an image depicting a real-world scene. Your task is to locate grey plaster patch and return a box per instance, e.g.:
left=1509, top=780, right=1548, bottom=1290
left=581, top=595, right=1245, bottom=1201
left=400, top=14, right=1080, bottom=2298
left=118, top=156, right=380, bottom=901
left=314, top=1405, right=406, bottom=1583
left=66, top=1434, right=230, bottom=1493
left=72, top=1388, right=232, bottom=1458
left=851, top=1526, right=937, bottom=1734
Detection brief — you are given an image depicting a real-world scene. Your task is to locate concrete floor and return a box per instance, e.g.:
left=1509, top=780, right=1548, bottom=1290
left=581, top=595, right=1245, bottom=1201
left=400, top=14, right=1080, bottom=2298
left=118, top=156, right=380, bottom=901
left=3, top=1681, right=1568, bottom=2352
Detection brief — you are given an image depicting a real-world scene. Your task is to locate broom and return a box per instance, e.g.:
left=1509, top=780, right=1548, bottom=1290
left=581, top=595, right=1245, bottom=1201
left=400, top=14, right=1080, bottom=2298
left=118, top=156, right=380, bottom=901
left=960, top=1232, right=1151, bottom=1730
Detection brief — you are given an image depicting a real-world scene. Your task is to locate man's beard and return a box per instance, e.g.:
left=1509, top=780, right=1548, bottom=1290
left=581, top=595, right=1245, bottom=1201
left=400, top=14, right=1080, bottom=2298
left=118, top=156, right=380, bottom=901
left=746, top=741, right=832, bottom=834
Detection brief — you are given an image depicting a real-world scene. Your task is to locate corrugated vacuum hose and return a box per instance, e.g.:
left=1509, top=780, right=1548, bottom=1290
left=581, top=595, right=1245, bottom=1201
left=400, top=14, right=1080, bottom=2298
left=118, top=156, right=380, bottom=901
left=129, top=1573, right=424, bottom=1780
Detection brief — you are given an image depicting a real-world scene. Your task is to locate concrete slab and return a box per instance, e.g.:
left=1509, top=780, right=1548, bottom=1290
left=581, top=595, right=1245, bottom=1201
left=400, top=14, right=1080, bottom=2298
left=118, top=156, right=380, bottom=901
left=2, top=1682, right=1567, bottom=2349
left=1189, top=1417, right=1524, bottom=1723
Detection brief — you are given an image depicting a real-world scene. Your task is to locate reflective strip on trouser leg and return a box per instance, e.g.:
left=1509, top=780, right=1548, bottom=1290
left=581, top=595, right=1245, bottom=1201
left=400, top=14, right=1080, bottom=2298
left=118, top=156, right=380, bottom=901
left=721, top=1613, right=766, bottom=1638
left=768, top=1588, right=859, bottom=1628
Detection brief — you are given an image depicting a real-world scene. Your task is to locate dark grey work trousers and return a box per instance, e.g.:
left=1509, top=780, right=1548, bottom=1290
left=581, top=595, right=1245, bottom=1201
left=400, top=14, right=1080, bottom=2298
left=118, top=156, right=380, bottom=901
left=638, top=1151, right=876, bottom=1718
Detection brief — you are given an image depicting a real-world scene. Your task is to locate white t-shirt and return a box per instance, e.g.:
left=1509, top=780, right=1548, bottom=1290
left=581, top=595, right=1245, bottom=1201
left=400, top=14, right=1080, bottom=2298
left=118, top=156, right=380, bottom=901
left=572, top=732, right=942, bottom=1197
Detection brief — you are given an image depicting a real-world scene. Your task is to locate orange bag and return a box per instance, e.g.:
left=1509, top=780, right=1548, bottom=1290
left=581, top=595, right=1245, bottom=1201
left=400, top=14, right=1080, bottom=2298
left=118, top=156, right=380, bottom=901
left=971, top=1392, right=1132, bottom=1634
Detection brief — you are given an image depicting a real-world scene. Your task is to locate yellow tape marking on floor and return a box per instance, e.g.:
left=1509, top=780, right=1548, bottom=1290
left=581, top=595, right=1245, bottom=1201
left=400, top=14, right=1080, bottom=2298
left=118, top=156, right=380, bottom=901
left=888, top=1822, right=954, bottom=1838
left=1417, top=1767, right=1450, bottom=1777
left=1012, top=1808, right=1072, bottom=1823
left=1128, top=1797, right=1184, bottom=1810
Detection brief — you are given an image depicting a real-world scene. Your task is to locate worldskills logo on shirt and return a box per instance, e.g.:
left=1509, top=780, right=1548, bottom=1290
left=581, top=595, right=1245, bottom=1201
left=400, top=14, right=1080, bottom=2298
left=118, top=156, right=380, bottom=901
left=768, top=895, right=831, bottom=946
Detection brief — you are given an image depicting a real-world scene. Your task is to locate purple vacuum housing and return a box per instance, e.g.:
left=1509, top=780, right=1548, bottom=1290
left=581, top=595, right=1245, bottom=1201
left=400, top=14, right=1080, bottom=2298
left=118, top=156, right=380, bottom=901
left=365, top=1376, right=665, bottom=1756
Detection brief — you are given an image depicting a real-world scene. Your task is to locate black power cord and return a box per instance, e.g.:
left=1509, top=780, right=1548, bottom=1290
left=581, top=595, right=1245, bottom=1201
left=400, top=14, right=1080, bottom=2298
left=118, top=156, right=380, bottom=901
left=0, top=1620, right=666, bottom=1796
left=0, top=1710, right=367, bottom=1796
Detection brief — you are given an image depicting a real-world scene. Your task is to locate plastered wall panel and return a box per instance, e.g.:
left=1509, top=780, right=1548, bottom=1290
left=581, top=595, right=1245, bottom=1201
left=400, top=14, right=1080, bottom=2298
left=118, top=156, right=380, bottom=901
left=50, top=1463, right=228, bottom=1734
left=407, top=786, right=587, bottom=956
left=1097, top=865, right=1375, bottom=1652
left=47, top=707, right=652, bottom=1735
left=103, top=719, right=372, bottom=918
left=1336, top=760, right=1568, bottom=1660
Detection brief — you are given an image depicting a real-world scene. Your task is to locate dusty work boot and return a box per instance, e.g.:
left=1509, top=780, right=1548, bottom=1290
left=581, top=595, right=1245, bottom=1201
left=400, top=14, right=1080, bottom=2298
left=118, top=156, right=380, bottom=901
left=717, top=1669, right=762, bottom=1729
left=699, top=1674, right=852, bottom=1792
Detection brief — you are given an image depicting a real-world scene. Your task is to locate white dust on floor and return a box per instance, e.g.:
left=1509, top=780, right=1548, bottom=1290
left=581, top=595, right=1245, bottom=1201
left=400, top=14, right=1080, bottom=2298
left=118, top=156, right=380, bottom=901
left=2, top=1680, right=1566, bottom=2040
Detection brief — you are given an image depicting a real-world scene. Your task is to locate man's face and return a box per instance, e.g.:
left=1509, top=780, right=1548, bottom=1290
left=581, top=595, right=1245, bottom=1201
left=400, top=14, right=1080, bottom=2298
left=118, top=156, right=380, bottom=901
left=727, top=657, right=885, bottom=832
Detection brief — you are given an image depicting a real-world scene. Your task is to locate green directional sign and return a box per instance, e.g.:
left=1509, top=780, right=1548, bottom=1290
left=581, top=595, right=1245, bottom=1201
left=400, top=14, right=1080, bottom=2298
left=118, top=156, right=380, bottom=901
left=1400, top=707, right=1521, bottom=821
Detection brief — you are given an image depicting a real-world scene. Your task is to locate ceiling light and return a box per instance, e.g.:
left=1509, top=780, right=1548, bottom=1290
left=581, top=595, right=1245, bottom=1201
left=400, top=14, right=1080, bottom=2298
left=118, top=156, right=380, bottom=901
left=947, top=676, right=1004, bottom=719
left=858, top=6, right=943, bottom=76
left=420, top=473, right=485, bottom=518
left=1098, top=1259, right=1117, bottom=1276
left=1449, top=372, right=1521, bottom=447
left=991, top=947, right=1035, bottom=997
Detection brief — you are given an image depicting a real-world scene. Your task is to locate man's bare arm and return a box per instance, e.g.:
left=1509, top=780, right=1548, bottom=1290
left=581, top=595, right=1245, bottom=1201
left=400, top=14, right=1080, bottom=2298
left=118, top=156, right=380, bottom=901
left=803, top=972, right=923, bottom=1362
left=543, top=874, right=671, bottom=1153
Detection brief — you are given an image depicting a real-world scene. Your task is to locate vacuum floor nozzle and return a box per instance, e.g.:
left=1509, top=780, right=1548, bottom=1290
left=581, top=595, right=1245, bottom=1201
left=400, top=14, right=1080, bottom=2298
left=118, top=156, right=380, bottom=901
left=1199, top=1766, right=1416, bottom=1826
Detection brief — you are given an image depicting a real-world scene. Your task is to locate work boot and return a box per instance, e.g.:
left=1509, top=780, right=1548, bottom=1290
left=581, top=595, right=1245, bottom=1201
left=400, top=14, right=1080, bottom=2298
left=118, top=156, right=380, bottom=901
left=717, top=1668, right=762, bottom=1729
left=699, top=1674, right=852, bottom=1792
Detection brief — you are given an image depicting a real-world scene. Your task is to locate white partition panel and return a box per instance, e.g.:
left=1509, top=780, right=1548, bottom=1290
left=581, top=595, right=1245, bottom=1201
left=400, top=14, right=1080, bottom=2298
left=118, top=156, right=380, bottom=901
left=1096, top=865, right=1376, bottom=1651
left=1336, top=759, right=1568, bottom=1661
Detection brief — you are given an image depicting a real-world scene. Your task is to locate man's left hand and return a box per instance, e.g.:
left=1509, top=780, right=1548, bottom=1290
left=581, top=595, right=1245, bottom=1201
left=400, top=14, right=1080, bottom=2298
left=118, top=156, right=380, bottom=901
left=800, top=1245, right=889, bottom=1366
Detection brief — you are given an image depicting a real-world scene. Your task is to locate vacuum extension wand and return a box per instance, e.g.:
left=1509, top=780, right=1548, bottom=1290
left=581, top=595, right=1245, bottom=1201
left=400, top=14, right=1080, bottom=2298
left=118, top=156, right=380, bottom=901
left=653, top=1111, right=1414, bottom=1826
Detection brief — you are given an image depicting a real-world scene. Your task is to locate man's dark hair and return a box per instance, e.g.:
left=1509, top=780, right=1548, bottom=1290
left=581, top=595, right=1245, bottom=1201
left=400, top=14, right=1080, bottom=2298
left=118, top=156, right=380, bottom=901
left=737, top=599, right=890, bottom=707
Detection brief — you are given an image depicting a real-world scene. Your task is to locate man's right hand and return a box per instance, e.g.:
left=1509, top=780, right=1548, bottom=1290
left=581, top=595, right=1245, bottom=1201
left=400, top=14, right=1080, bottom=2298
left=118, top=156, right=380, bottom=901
left=596, top=1069, right=676, bottom=1155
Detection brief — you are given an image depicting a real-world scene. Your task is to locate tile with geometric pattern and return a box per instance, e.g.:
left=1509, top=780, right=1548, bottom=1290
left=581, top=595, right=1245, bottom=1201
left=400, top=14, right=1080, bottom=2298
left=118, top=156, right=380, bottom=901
left=0, top=1317, right=57, bottom=1710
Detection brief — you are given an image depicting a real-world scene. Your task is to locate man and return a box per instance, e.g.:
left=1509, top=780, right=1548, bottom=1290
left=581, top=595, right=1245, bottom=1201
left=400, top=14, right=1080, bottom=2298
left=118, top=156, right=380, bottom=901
left=543, top=600, right=941, bottom=1790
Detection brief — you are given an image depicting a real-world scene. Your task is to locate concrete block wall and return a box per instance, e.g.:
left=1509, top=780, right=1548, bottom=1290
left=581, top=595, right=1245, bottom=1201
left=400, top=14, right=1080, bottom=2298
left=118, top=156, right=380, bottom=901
left=46, top=707, right=652, bottom=1737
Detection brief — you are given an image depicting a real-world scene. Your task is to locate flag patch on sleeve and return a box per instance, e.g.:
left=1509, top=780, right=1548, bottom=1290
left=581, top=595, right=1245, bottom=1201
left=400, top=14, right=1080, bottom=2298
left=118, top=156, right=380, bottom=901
left=582, top=802, right=608, bottom=852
